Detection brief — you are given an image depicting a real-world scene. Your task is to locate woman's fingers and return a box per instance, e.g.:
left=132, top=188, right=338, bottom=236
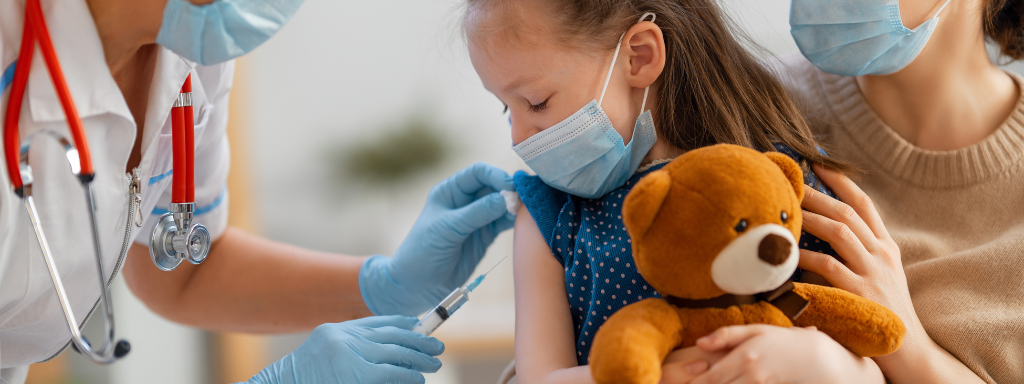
left=798, top=249, right=862, bottom=293
left=660, top=360, right=707, bottom=384
left=696, top=325, right=771, bottom=352
left=664, top=345, right=726, bottom=365
left=662, top=345, right=729, bottom=384
left=802, top=186, right=880, bottom=254
left=811, top=164, right=890, bottom=240
left=801, top=209, right=874, bottom=273
left=723, top=376, right=760, bottom=384
left=688, top=345, right=753, bottom=384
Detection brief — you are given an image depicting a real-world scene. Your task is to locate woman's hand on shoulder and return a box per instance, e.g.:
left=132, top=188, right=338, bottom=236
left=677, top=325, right=883, bottom=384
left=798, top=165, right=917, bottom=328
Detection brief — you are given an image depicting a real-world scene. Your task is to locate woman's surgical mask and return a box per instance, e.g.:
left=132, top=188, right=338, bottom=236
left=790, top=0, right=953, bottom=77
left=157, top=0, right=305, bottom=66
left=512, top=13, right=659, bottom=199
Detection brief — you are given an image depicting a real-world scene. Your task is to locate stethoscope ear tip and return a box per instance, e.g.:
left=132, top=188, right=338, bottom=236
left=114, top=340, right=131, bottom=358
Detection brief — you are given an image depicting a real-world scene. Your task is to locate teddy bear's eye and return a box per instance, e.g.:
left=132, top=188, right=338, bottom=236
left=781, top=211, right=789, bottom=223
left=734, top=219, right=748, bottom=233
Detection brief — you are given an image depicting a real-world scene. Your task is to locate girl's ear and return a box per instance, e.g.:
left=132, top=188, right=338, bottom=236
left=624, top=21, right=666, bottom=89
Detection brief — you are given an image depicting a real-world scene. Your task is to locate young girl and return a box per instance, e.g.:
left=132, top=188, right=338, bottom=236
left=465, top=0, right=842, bottom=382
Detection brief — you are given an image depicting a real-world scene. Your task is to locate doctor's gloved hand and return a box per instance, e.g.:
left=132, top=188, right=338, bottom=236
left=244, top=316, right=444, bottom=384
left=359, top=162, right=515, bottom=316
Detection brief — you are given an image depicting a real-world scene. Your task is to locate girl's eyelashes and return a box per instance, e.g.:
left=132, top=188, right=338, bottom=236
left=527, top=99, right=549, bottom=113
left=503, top=104, right=509, bottom=114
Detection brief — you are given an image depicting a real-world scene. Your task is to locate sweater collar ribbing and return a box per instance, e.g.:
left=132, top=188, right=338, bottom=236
left=816, top=69, right=1024, bottom=189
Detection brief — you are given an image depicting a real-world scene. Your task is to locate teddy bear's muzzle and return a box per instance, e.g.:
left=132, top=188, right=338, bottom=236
left=711, top=224, right=801, bottom=295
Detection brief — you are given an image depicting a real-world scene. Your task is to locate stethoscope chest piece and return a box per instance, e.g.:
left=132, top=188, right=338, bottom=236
left=150, top=203, right=211, bottom=271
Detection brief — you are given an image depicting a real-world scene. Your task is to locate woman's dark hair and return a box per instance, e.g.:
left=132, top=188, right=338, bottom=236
left=465, top=0, right=848, bottom=171
left=985, top=0, right=1024, bottom=61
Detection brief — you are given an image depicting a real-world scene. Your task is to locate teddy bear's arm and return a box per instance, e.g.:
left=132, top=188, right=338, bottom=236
left=790, top=282, right=906, bottom=357
left=589, top=298, right=685, bottom=384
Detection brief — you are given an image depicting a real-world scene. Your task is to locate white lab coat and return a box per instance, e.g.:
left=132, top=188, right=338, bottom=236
left=0, top=0, right=231, bottom=378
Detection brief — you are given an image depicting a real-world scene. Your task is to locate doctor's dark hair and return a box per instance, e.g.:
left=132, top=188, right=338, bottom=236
left=986, top=0, right=1024, bottom=61
left=464, top=0, right=847, bottom=171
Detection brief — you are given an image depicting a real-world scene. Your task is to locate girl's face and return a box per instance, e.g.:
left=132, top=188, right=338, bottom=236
left=467, top=5, right=643, bottom=147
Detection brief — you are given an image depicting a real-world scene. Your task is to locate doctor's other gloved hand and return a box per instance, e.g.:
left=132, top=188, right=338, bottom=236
left=244, top=316, right=444, bottom=384
left=359, top=162, right=516, bottom=316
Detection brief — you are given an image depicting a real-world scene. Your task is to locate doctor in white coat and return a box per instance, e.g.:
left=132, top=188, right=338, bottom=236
left=0, top=0, right=516, bottom=383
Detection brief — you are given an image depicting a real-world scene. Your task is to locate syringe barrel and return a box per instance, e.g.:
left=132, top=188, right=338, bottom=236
left=438, top=287, right=470, bottom=314
left=411, top=310, right=444, bottom=335
left=411, top=287, right=470, bottom=336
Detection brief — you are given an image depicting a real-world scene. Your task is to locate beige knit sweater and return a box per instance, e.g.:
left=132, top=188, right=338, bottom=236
left=774, top=54, right=1024, bottom=384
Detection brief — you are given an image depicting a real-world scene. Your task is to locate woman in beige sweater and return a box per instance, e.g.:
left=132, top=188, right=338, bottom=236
left=665, top=0, right=1024, bottom=383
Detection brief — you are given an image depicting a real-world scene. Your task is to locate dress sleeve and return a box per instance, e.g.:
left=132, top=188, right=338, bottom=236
left=513, top=171, right=571, bottom=265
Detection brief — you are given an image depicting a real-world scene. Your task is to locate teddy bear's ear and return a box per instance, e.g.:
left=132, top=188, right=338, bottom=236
left=623, top=170, right=672, bottom=238
left=765, top=152, right=805, bottom=201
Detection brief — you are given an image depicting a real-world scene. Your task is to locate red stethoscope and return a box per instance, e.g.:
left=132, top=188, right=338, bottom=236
left=1, top=0, right=208, bottom=365
left=148, top=74, right=213, bottom=273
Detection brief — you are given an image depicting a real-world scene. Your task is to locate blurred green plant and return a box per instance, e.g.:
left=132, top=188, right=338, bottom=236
left=330, top=114, right=451, bottom=187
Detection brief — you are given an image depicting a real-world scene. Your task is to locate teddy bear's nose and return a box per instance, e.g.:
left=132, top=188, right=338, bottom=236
left=758, top=233, right=791, bottom=266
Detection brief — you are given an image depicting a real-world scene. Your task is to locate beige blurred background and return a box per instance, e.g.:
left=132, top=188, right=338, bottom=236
left=25, top=0, right=1023, bottom=383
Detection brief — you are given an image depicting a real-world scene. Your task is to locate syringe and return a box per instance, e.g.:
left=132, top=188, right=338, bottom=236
left=411, top=256, right=507, bottom=336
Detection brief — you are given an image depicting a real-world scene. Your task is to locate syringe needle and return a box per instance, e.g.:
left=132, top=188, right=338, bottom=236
left=482, top=255, right=508, bottom=276
left=466, top=256, right=508, bottom=292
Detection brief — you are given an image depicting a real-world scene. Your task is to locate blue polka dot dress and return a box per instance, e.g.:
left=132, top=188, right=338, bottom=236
left=512, top=145, right=839, bottom=366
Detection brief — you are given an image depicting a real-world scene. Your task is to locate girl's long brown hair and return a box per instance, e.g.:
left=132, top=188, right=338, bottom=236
left=467, top=0, right=847, bottom=170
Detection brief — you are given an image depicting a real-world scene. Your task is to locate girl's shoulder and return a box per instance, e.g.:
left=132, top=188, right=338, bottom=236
left=512, top=163, right=669, bottom=245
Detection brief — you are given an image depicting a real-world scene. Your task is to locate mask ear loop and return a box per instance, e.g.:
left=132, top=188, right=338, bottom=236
left=932, top=0, right=953, bottom=19
left=598, top=35, right=625, bottom=106
left=598, top=12, right=658, bottom=115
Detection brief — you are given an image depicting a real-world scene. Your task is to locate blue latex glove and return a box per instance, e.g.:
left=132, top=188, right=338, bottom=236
left=359, top=162, right=515, bottom=316
left=244, top=316, right=444, bottom=384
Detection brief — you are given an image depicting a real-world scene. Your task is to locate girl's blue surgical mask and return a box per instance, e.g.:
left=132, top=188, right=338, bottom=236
left=512, top=13, right=659, bottom=199
left=790, top=0, right=952, bottom=77
left=157, top=0, right=305, bottom=66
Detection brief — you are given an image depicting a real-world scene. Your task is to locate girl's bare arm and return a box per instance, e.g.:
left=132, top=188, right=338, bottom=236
left=513, top=205, right=596, bottom=384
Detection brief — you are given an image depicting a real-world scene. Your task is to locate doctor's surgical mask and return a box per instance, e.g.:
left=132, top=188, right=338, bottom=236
left=511, top=14, right=659, bottom=199
left=157, top=0, right=306, bottom=66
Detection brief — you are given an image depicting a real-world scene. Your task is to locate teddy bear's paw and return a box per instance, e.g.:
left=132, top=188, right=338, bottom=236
left=588, top=300, right=685, bottom=384
left=790, top=283, right=907, bottom=357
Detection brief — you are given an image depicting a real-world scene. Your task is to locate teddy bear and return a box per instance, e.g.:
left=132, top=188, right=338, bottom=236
left=588, top=144, right=905, bottom=384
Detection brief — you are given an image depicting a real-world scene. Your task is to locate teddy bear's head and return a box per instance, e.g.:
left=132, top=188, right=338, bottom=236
left=623, top=144, right=805, bottom=300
